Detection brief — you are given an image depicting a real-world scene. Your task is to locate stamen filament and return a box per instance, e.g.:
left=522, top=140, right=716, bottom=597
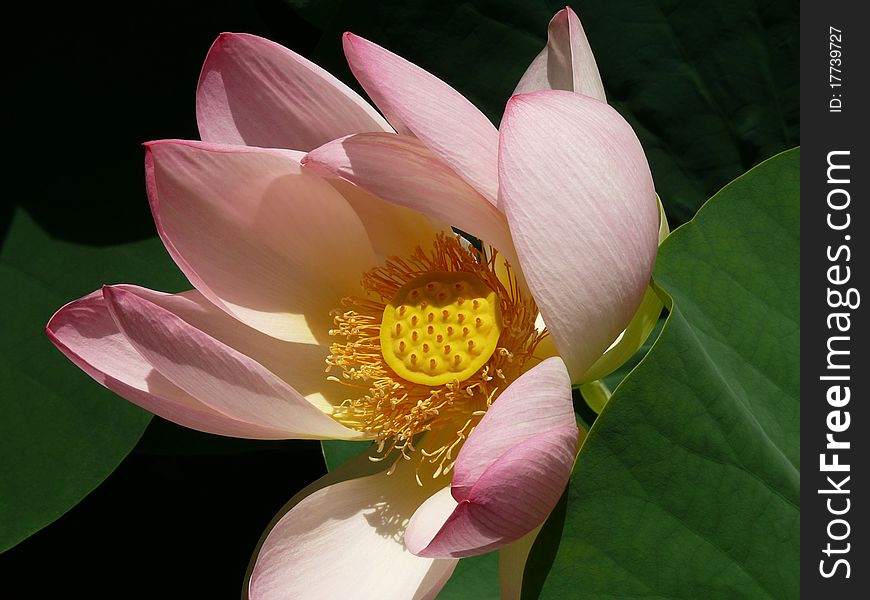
left=326, top=234, right=546, bottom=481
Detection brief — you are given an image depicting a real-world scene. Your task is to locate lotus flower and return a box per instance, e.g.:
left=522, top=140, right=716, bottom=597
left=46, top=7, right=664, bottom=599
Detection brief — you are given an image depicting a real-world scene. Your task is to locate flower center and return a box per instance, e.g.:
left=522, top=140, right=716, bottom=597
left=380, top=272, right=502, bottom=386
left=326, top=234, right=546, bottom=480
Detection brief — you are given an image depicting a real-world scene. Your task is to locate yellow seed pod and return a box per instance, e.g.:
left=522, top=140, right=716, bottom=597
left=380, top=271, right=502, bottom=386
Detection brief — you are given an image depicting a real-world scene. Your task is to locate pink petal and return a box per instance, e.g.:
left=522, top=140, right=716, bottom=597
left=112, top=285, right=349, bottom=413
left=578, top=196, right=670, bottom=382
left=328, top=177, right=447, bottom=259
left=47, top=291, right=290, bottom=439
left=513, top=7, right=606, bottom=101
left=451, top=358, right=576, bottom=499
left=197, top=33, right=392, bottom=150
left=145, top=139, right=377, bottom=344
left=343, top=33, right=499, bottom=205
left=404, top=358, right=577, bottom=558
left=101, top=285, right=365, bottom=440
left=303, top=133, right=512, bottom=254
left=250, top=460, right=456, bottom=599
left=499, top=91, right=659, bottom=381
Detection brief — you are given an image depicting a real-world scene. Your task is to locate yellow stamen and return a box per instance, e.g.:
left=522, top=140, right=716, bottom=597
left=326, top=233, right=546, bottom=480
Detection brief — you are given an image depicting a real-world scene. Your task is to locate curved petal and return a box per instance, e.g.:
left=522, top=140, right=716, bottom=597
left=102, top=285, right=365, bottom=440
left=405, top=358, right=577, bottom=558
left=499, top=91, right=659, bottom=382
left=249, top=455, right=456, bottom=600
left=578, top=195, right=670, bottom=384
left=145, top=139, right=377, bottom=344
left=303, top=133, right=512, bottom=255
left=497, top=417, right=587, bottom=600
left=343, top=33, right=499, bottom=205
left=46, top=291, right=291, bottom=439
left=450, top=358, right=576, bottom=499
left=328, top=177, right=446, bottom=259
left=197, top=33, right=392, bottom=150
left=513, top=7, right=606, bottom=101
left=113, top=285, right=348, bottom=413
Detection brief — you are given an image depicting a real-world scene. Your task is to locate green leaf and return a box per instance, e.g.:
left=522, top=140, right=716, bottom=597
left=278, top=0, right=796, bottom=226
left=523, top=149, right=799, bottom=598
left=321, top=439, right=371, bottom=471
left=601, top=317, right=666, bottom=394
left=437, top=551, right=500, bottom=600
left=0, top=210, right=188, bottom=552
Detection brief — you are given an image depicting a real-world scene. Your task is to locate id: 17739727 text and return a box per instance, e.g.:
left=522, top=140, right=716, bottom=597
left=829, top=26, right=843, bottom=113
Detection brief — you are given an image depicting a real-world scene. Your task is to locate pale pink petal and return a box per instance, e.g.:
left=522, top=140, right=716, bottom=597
left=498, top=422, right=588, bottom=598
left=578, top=196, right=670, bottom=382
left=113, top=285, right=348, bottom=413
left=405, top=358, right=577, bottom=558
left=304, top=133, right=512, bottom=255
left=250, top=461, right=456, bottom=599
left=404, top=487, right=463, bottom=553
left=451, top=358, right=576, bottom=499
left=343, top=33, right=499, bottom=205
left=46, top=291, right=290, bottom=439
left=328, top=177, right=446, bottom=259
left=499, top=91, right=659, bottom=382
left=145, top=139, right=377, bottom=344
left=101, top=285, right=365, bottom=440
left=514, top=7, right=606, bottom=101
left=197, top=33, right=392, bottom=150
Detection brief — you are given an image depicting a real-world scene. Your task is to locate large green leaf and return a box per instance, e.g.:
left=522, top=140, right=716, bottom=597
left=437, top=551, right=500, bottom=600
left=321, top=439, right=370, bottom=472
left=279, top=0, right=797, bottom=226
left=0, top=211, right=188, bottom=551
left=523, top=148, right=799, bottom=598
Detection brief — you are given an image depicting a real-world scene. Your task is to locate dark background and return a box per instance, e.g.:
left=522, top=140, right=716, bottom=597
left=2, top=3, right=339, bottom=597
left=1, top=0, right=798, bottom=597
